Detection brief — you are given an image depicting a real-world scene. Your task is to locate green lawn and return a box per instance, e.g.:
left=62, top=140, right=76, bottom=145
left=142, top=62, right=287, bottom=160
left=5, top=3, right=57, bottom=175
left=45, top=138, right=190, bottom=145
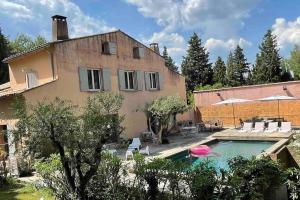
left=0, top=180, right=53, bottom=200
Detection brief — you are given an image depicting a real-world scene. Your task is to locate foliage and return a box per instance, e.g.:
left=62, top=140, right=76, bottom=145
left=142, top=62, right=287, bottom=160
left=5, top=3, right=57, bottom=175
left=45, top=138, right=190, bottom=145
left=182, top=33, right=213, bottom=92
left=228, top=156, right=285, bottom=200
left=0, top=28, right=11, bottom=84
left=147, top=96, right=190, bottom=143
left=9, top=34, right=47, bottom=54
left=195, top=82, right=224, bottom=91
left=227, top=45, right=249, bottom=86
left=284, top=44, right=300, bottom=80
left=162, top=46, right=178, bottom=72
left=251, top=30, right=282, bottom=84
left=12, top=92, right=124, bottom=200
left=213, top=56, right=226, bottom=85
left=286, top=168, right=300, bottom=200
left=0, top=150, right=7, bottom=188
left=187, top=91, right=195, bottom=107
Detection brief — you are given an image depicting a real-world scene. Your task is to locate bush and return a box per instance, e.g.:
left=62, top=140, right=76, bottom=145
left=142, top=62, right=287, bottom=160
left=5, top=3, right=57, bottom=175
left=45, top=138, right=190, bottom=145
left=286, top=168, right=300, bottom=200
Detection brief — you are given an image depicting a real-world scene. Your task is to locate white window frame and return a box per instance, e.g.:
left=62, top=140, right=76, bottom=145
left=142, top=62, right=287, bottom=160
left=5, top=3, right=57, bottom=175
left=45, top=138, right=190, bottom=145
left=87, top=69, right=103, bottom=91
left=149, top=72, right=158, bottom=90
left=124, top=70, right=135, bottom=90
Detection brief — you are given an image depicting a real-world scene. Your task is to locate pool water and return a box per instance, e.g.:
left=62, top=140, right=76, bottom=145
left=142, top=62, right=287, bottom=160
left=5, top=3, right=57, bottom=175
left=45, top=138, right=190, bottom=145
left=169, top=140, right=275, bottom=170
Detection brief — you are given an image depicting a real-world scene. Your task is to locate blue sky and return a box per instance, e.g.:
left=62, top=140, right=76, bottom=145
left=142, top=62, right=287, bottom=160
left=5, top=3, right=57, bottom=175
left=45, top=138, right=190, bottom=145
left=1, top=0, right=300, bottom=70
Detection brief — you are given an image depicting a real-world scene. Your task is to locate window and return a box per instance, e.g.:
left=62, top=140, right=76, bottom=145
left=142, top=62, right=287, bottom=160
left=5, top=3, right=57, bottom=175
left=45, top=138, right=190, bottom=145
left=87, top=69, right=102, bottom=90
left=133, top=47, right=144, bottom=59
left=26, top=72, right=38, bottom=89
left=149, top=72, right=158, bottom=89
left=102, top=42, right=117, bottom=54
left=124, top=71, right=135, bottom=90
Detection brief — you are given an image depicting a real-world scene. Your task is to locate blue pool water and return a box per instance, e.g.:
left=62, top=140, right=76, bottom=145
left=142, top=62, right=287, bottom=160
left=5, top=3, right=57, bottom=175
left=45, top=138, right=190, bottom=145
left=168, top=140, right=275, bottom=170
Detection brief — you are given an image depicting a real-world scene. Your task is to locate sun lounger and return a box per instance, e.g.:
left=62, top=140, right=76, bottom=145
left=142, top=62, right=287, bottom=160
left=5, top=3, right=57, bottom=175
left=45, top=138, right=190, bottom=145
left=264, top=122, right=278, bottom=133
left=251, top=122, right=265, bottom=133
left=239, top=122, right=253, bottom=133
left=139, top=146, right=150, bottom=155
left=128, top=138, right=141, bottom=150
left=279, top=122, right=292, bottom=133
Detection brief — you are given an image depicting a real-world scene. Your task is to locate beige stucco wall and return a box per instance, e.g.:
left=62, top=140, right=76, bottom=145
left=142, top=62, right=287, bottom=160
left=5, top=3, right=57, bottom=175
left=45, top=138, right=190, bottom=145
left=4, top=31, right=188, bottom=138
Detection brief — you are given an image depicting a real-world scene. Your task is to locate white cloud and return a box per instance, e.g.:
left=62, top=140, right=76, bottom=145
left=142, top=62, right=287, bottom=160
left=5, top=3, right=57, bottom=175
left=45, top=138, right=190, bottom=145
left=272, top=17, right=300, bottom=48
left=0, top=0, right=116, bottom=38
left=126, top=0, right=260, bottom=38
left=0, top=0, right=33, bottom=19
left=204, top=38, right=252, bottom=51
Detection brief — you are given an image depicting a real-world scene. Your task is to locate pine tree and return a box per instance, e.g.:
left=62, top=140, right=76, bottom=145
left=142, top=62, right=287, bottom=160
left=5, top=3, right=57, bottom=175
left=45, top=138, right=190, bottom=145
left=213, top=56, right=226, bottom=85
left=226, top=46, right=249, bottom=86
left=0, top=28, right=11, bottom=84
left=181, top=33, right=212, bottom=91
left=251, top=30, right=282, bottom=84
left=162, top=46, right=178, bottom=72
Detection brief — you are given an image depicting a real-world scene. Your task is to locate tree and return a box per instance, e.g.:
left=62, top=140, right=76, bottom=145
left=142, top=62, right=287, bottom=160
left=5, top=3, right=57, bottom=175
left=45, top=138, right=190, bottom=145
left=13, top=92, right=124, bottom=200
left=0, top=28, right=11, bottom=84
left=251, top=30, right=282, bottom=84
left=284, top=45, right=300, bottom=80
left=146, top=96, right=189, bottom=144
left=182, top=33, right=213, bottom=91
left=9, top=34, right=47, bottom=53
left=226, top=46, right=249, bottom=86
left=162, top=46, right=178, bottom=72
left=213, top=56, right=226, bottom=85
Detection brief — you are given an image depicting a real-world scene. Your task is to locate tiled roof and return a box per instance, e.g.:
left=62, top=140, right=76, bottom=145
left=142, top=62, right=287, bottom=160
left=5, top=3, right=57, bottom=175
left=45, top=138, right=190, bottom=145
left=0, top=89, right=25, bottom=98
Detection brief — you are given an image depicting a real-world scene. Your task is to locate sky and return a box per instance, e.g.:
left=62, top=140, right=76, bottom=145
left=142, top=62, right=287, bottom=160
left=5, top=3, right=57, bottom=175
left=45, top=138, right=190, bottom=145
left=1, top=0, right=300, bottom=70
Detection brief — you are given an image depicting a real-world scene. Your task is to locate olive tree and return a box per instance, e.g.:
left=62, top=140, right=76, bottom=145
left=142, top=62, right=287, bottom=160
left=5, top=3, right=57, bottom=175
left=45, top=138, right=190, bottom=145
left=147, top=96, right=190, bottom=143
left=12, top=92, right=124, bottom=200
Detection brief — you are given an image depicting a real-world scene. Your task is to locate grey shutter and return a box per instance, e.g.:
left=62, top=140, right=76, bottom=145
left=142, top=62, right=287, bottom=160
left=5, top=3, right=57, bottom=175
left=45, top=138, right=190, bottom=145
left=144, top=72, right=151, bottom=90
left=78, top=67, right=89, bottom=91
left=158, top=72, right=164, bottom=90
left=135, top=70, right=144, bottom=90
left=139, top=48, right=145, bottom=58
left=102, top=68, right=111, bottom=91
left=109, top=42, right=117, bottom=54
left=118, top=69, right=126, bottom=90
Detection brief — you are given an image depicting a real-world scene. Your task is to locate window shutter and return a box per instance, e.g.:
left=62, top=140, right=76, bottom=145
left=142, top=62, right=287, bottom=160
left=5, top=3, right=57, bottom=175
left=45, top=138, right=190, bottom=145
left=144, top=72, right=151, bottom=90
left=135, top=70, right=144, bottom=90
left=133, top=47, right=144, bottom=58
left=118, top=69, right=126, bottom=90
left=109, top=42, right=117, bottom=54
left=27, top=72, right=38, bottom=89
left=158, top=72, right=164, bottom=90
left=102, top=68, right=111, bottom=91
left=78, top=67, right=89, bottom=91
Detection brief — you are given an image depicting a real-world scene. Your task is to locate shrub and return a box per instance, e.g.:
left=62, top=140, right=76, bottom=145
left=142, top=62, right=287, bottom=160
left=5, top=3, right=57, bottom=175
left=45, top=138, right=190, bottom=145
left=286, top=168, right=300, bottom=200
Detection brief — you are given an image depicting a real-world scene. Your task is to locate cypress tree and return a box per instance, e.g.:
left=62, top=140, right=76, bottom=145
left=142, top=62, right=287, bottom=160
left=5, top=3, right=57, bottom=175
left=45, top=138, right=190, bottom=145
left=213, top=56, right=226, bottom=85
left=226, top=46, right=249, bottom=86
left=162, top=46, right=178, bottom=72
left=0, top=28, right=10, bottom=84
left=181, top=33, right=212, bottom=91
left=251, top=30, right=282, bottom=84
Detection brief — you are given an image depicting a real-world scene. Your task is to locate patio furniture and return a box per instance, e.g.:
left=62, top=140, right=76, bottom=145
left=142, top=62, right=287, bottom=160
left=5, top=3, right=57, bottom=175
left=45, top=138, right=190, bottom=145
left=264, top=122, right=278, bottom=133
left=139, top=146, right=150, bottom=155
left=181, top=126, right=197, bottom=136
left=125, top=149, right=134, bottom=160
left=239, top=122, right=253, bottom=133
left=279, top=122, right=292, bottom=133
left=209, top=120, right=223, bottom=131
left=141, top=131, right=154, bottom=142
left=251, top=122, right=265, bottom=133
left=196, top=122, right=206, bottom=132
left=128, top=138, right=141, bottom=150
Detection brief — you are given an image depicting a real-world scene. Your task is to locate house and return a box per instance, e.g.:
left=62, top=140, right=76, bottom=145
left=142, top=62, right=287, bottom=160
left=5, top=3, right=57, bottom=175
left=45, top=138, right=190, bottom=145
left=0, top=15, right=187, bottom=174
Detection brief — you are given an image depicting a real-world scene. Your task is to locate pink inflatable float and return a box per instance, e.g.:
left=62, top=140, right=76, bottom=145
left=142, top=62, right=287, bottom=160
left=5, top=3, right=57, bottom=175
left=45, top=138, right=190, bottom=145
left=190, top=145, right=220, bottom=157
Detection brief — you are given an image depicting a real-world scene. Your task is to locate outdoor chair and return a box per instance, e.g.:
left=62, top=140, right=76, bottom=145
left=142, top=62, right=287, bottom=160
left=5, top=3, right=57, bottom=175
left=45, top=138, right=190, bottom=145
left=239, top=122, right=253, bottom=133
left=251, top=122, right=265, bottom=133
left=139, top=146, right=150, bottom=155
left=264, top=122, right=278, bottom=133
left=279, top=122, right=292, bottom=133
left=128, top=138, right=141, bottom=150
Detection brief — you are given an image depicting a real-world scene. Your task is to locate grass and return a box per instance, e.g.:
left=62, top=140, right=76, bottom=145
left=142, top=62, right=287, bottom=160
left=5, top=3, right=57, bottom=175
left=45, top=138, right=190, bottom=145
left=0, top=178, right=54, bottom=200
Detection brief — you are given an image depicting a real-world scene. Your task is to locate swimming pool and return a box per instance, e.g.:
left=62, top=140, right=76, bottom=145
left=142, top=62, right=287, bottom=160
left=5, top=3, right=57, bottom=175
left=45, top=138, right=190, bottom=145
left=168, top=140, right=275, bottom=170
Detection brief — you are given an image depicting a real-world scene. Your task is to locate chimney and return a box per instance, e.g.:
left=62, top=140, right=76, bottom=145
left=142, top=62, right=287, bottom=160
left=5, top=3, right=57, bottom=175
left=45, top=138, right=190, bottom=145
left=149, top=43, right=160, bottom=54
left=51, top=15, right=69, bottom=41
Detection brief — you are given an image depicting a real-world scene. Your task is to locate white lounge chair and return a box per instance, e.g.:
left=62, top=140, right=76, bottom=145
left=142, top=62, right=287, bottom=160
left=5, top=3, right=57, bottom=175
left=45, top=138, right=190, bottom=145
left=139, top=146, right=150, bottom=155
left=239, top=122, right=253, bottom=133
left=251, top=122, right=265, bottom=133
left=279, top=122, right=292, bottom=133
left=264, top=122, right=278, bottom=133
left=128, top=138, right=141, bottom=150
